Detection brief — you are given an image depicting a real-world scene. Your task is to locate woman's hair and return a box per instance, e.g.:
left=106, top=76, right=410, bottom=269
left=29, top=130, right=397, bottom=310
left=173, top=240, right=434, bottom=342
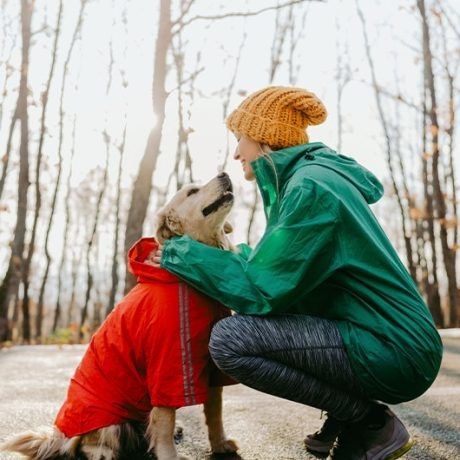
left=258, top=144, right=280, bottom=203
left=260, top=144, right=274, bottom=154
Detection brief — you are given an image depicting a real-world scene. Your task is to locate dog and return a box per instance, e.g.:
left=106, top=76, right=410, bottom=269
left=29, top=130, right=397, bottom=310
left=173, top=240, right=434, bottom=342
left=1, top=172, right=238, bottom=460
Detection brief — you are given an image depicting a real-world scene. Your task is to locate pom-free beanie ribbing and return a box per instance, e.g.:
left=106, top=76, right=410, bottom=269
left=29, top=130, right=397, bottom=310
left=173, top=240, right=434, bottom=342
left=226, top=86, right=327, bottom=149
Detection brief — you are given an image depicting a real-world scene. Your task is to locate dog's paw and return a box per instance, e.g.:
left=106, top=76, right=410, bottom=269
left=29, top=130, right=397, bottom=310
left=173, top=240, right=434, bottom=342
left=211, top=438, right=239, bottom=454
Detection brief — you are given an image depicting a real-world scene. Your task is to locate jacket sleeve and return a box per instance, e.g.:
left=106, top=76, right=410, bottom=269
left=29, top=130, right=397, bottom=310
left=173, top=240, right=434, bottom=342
left=236, top=243, right=252, bottom=260
left=161, top=183, right=341, bottom=315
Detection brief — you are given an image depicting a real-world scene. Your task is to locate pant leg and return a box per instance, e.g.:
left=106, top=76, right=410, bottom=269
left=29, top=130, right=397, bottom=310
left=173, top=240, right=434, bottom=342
left=209, top=314, right=371, bottom=421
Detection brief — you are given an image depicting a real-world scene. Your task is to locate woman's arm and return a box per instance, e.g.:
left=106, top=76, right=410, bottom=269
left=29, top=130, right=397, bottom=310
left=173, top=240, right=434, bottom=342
left=236, top=243, right=252, bottom=260
left=161, top=184, right=340, bottom=315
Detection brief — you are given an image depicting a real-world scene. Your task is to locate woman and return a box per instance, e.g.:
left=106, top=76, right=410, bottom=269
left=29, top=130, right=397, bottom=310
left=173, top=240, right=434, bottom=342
left=155, top=86, right=442, bottom=459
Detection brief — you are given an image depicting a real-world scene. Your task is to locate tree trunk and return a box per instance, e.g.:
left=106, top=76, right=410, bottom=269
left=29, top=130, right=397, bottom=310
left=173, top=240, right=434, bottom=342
left=0, top=0, right=34, bottom=342
left=107, top=4, right=129, bottom=317
left=0, top=11, right=18, bottom=133
left=79, top=147, right=109, bottom=341
left=439, top=12, right=459, bottom=323
left=22, top=0, right=63, bottom=338
left=421, top=91, right=443, bottom=326
left=67, top=240, right=83, bottom=333
left=356, top=1, right=416, bottom=281
left=0, top=106, right=18, bottom=201
left=124, top=0, right=171, bottom=293
left=171, top=16, right=198, bottom=190
left=106, top=125, right=126, bottom=316
left=53, top=116, right=76, bottom=332
left=0, top=9, right=20, bottom=199
left=36, top=0, right=87, bottom=339
left=418, top=0, right=458, bottom=326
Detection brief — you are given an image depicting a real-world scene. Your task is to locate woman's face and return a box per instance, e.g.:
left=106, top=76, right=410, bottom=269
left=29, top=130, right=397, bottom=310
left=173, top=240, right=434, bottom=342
left=233, top=135, right=263, bottom=181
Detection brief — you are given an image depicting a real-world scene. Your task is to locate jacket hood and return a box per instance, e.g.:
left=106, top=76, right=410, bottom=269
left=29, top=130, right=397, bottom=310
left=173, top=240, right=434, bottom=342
left=128, top=237, right=178, bottom=283
left=252, top=142, right=384, bottom=205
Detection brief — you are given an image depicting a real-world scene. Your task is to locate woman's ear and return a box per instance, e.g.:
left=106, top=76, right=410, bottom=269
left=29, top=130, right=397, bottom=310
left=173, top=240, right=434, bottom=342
left=156, top=210, right=184, bottom=243
left=223, top=221, right=233, bottom=234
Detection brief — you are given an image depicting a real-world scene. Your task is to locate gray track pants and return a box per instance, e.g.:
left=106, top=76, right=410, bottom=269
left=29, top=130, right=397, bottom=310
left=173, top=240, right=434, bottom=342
left=209, top=314, right=372, bottom=421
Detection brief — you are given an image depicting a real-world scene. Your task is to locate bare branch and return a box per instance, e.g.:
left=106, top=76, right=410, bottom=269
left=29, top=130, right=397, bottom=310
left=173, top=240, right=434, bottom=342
left=173, top=0, right=323, bottom=34
left=356, top=78, right=422, bottom=112
left=437, top=0, right=460, bottom=41
left=335, top=13, right=352, bottom=152
left=220, top=29, right=248, bottom=171
left=168, top=66, right=205, bottom=94
left=269, top=2, right=291, bottom=82
left=171, top=0, right=195, bottom=28
left=288, top=3, right=309, bottom=84
left=31, top=24, right=50, bottom=36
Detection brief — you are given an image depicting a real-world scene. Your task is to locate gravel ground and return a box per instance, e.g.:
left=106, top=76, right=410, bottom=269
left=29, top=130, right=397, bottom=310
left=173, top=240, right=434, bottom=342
left=0, top=336, right=459, bottom=459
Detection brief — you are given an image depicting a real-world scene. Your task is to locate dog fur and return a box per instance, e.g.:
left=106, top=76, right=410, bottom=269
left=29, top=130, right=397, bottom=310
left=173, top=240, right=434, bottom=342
left=1, top=173, right=238, bottom=460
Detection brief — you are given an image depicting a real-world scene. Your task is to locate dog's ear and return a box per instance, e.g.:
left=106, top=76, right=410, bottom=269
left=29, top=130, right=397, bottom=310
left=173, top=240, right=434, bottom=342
left=223, top=221, right=233, bottom=234
left=156, top=209, right=184, bottom=244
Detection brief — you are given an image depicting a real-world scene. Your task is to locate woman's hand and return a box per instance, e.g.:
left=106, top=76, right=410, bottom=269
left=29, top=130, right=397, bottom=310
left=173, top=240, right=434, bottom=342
left=145, top=245, right=163, bottom=267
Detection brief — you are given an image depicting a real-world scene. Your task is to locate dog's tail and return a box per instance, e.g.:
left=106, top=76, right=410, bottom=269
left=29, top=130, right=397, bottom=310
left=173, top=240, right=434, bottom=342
left=1, top=428, right=80, bottom=460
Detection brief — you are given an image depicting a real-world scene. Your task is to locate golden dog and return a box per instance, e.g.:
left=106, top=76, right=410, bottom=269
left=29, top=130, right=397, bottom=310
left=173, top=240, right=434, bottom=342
left=2, top=173, right=238, bottom=460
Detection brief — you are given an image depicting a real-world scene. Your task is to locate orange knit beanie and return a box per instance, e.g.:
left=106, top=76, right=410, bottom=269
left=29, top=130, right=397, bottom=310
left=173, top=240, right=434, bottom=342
left=226, top=86, right=327, bottom=149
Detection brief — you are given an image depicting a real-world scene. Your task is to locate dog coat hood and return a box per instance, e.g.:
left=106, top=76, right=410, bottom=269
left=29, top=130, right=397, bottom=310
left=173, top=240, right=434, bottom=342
left=55, top=237, right=233, bottom=437
left=161, top=143, right=442, bottom=405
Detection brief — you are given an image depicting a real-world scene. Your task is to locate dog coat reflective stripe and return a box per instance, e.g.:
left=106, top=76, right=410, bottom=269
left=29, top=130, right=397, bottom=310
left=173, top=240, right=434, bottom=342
left=55, top=237, right=233, bottom=437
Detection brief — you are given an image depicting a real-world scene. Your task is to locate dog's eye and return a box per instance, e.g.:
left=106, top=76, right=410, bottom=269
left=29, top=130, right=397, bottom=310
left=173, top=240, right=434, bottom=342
left=187, top=188, right=199, bottom=197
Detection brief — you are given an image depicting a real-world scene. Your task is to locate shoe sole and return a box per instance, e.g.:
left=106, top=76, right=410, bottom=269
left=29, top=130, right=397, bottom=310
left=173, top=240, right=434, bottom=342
left=384, top=438, right=413, bottom=460
left=305, top=445, right=334, bottom=455
left=305, top=446, right=331, bottom=458
left=304, top=439, right=335, bottom=454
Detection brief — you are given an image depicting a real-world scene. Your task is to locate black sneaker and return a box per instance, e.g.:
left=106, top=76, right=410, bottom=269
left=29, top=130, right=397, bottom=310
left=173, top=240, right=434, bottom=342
left=304, top=414, right=345, bottom=456
left=327, top=405, right=413, bottom=460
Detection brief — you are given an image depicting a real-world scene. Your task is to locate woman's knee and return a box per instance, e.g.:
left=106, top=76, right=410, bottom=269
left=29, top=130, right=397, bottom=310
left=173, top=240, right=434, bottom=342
left=209, top=316, right=248, bottom=370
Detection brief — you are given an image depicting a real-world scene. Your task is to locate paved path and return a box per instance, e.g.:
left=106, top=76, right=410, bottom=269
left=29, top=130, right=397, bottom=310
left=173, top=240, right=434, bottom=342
left=0, top=336, right=459, bottom=459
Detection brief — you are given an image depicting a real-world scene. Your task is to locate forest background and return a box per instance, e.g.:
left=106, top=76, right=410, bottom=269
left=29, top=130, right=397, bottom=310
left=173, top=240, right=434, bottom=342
left=0, top=0, right=459, bottom=344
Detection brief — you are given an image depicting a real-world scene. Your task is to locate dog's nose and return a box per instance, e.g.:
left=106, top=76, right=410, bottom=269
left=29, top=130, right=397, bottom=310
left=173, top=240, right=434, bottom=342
left=217, top=171, right=232, bottom=193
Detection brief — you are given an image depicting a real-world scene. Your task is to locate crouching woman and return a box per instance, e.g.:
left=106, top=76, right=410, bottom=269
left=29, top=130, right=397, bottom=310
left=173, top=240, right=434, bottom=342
left=157, top=86, right=442, bottom=460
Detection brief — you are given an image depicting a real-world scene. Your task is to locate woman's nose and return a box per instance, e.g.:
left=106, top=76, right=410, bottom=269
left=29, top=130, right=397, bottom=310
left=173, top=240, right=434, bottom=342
left=233, top=146, right=240, bottom=160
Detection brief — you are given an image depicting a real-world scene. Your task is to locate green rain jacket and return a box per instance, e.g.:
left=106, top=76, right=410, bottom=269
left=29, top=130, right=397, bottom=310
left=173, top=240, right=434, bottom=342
left=161, top=142, right=443, bottom=404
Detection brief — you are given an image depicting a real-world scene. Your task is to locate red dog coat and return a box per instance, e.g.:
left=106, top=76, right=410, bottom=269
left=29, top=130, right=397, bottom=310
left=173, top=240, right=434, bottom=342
left=55, top=237, right=233, bottom=437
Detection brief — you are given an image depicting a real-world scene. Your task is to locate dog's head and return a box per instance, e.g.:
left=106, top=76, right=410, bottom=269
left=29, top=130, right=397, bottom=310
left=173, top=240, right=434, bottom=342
left=156, top=172, right=234, bottom=250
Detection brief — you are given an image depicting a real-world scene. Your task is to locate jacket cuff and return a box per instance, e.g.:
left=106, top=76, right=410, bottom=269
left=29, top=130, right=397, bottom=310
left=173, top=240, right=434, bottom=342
left=160, top=236, right=189, bottom=269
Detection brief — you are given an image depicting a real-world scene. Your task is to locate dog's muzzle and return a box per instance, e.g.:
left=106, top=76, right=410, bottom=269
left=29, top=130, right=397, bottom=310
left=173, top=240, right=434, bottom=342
left=202, top=173, right=234, bottom=217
